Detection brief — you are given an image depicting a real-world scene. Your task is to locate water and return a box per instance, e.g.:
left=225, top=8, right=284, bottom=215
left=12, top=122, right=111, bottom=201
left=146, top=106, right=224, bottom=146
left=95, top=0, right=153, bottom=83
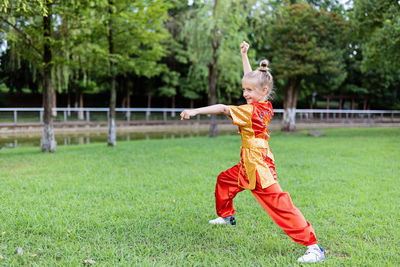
left=0, top=129, right=236, bottom=150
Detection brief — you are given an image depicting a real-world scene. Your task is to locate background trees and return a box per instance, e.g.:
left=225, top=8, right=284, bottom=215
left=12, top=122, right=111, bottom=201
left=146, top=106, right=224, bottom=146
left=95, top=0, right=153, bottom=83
left=0, top=0, right=67, bottom=151
left=79, top=0, right=170, bottom=146
left=1, top=0, right=399, bottom=142
left=182, top=0, right=248, bottom=136
left=267, top=2, right=352, bottom=131
left=352, top=0, right=400, bottom=109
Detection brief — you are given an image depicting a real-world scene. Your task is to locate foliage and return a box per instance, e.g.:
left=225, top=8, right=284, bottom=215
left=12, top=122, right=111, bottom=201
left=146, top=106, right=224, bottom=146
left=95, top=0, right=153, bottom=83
left=182, top=0, right=248, bottom=103
left=0, top=0, right=92, bottom=95
left=0, top=0, right=48, bottom=15
left=349, top=0, right=400, bottom=108
left=92, top=0, right=170, bottom=79
left=0, top=0, right=399, bottom=110
left=268, top=3, right=351, bottom=82
left=353, top=0, right=400, bottom=74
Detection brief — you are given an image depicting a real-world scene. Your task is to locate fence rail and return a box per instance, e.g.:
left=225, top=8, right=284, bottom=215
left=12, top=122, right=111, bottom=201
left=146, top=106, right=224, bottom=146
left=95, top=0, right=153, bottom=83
left=0, top=107, right=399, bottom=125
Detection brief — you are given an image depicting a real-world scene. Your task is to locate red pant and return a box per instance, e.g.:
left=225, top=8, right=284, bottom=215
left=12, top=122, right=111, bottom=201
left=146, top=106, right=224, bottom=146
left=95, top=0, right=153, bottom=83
left=215, top=163, right=317, bottom=246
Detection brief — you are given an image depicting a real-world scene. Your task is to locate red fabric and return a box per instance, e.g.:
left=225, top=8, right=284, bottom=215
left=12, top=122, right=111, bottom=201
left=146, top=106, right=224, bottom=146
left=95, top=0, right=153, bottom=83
left=215, top=163, right=317, bottom=246
left=251, top=102, right=274, bottom=139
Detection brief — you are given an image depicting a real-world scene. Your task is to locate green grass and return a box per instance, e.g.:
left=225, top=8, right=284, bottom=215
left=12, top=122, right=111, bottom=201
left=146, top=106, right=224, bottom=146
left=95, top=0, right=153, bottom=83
left=0, top=127, right=399, bottom=266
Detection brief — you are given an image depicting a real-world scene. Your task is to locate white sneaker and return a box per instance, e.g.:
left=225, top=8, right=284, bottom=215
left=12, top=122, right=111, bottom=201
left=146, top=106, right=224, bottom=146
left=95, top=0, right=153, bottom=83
left=208, top=216, right=236, bottom=225
left=297, top=247, right=326, bottom=263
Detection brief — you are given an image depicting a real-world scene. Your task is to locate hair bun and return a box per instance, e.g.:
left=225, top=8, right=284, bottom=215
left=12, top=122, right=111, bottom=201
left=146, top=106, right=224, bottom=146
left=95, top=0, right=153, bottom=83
left=258, top=59, right=269, bottom=72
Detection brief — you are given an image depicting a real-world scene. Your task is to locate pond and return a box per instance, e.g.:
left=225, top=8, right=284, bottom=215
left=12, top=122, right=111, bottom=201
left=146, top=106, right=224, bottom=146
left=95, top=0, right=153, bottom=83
left=0, top=128, right=237, bottom=150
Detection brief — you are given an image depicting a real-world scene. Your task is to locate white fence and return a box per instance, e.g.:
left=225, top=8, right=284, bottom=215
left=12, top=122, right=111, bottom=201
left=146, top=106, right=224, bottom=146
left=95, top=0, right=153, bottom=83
left=0, top=107, right=399, bottom=125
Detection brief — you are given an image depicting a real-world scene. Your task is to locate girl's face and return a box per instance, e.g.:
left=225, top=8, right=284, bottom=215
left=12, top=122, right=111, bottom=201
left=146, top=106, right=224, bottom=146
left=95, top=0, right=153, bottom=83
left=242, top=78, right=268, bottom=104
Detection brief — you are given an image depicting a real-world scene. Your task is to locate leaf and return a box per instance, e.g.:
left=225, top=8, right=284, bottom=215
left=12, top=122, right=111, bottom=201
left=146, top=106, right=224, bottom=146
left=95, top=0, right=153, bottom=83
left=83, top=259, right=96, bottom=264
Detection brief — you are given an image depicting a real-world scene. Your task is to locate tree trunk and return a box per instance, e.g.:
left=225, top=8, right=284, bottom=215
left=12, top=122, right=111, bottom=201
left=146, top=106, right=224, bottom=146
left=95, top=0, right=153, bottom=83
left=67, top=79, right=71, bottom=116
left=147, top=93, right=152, bottom=109
left=208, top=0, right=220, bottom=138
left=281, top=77, right=300, bottom=132
left=326, top=95, right=330, bottom=119
left=171, top=95, right=176, bottom=117
left=208, top=61, right=218, bottom=137
left=107, top=0, right=116, bottom=147
left=351, top=97, right=355, bottom=118
left=126, top=84, right=131, bottom=119
left=190, top=99, right=194, bottom=109
left=52, top=89, right=57, bottom=117
left=41, top=2, right=56, bottom=152
left=146, top=92, right=152, bottom=120
left=78, top=91, right=84, bottom=120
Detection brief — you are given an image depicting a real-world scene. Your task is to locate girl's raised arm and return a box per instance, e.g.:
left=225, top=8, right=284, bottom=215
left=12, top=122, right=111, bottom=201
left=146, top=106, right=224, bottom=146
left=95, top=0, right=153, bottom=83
left=180, top=104, right=230, bottom=120
left=241, top=41, right=252, bottom=75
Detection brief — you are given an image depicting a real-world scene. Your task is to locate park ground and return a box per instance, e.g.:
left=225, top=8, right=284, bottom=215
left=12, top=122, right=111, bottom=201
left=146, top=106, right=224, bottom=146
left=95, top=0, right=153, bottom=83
left=0, top=127, right=399, bottom=266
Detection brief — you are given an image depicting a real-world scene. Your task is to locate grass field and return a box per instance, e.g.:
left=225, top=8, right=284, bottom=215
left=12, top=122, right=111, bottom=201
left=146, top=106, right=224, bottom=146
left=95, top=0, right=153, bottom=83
left=1, top=127, right=399, bottom=266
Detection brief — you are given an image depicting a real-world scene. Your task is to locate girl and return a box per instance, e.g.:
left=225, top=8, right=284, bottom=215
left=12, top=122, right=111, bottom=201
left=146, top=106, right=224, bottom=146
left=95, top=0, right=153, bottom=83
left=180, top=42, right=325, bottom=263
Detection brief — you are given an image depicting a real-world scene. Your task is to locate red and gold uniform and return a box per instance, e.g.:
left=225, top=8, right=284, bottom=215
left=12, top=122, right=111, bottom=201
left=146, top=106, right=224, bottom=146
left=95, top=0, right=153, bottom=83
left=215, top=101, right=317, bottom=246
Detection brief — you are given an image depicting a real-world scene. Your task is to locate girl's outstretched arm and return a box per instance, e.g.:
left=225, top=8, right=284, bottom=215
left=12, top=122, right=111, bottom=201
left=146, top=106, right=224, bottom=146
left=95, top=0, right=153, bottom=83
left=180, top=104, right=230, bottom=120
left=241, top=41, right=252, bottom=75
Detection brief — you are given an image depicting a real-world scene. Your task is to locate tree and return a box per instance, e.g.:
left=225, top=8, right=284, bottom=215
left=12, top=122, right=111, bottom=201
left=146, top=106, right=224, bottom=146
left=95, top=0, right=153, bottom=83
left=353, top=0, right=400, bottom=74
left=182, top=0, right=247, bottom=137
left=351, top=0, right=400, bottom=109
left=267, top=2, right=351, bottom=131
left=160, top=1, right=192, bottom=111
left=89, top=0, right=170, bottom=146
left=0, top=0, right=105, bottom=151
left=0, top=46, right=42, bottom=94
left=0, top=0, right=59, bottom=151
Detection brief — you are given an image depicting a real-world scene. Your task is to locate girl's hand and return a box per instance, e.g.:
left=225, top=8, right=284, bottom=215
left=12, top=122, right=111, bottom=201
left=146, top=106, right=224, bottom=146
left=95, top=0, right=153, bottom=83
left=240, top=41, right=249, bottom=55
left=180, top=109, right=197, bottom=120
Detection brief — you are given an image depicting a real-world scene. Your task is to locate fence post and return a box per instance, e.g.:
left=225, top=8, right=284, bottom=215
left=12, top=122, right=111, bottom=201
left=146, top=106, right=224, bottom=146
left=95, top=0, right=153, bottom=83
left=163, top=111, right=167, bottom=121
left=64, top=111, right=67, bottom=122
left=146, top=109, right=150, bottom=121
left=40, top=110, right=43, bottom=124
left=14, top=110, right=17, bottom=124
left=86, top=110, right=90, bottom=123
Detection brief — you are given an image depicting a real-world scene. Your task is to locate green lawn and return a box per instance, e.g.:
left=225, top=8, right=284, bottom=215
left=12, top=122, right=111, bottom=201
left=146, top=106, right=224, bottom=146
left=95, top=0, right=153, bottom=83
left=1, top=128, right=399, bottom=266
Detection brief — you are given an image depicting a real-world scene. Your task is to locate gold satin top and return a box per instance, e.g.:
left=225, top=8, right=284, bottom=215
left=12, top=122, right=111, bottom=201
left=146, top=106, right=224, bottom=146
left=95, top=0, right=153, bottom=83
left=229, top=102, right=276, bottom=190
